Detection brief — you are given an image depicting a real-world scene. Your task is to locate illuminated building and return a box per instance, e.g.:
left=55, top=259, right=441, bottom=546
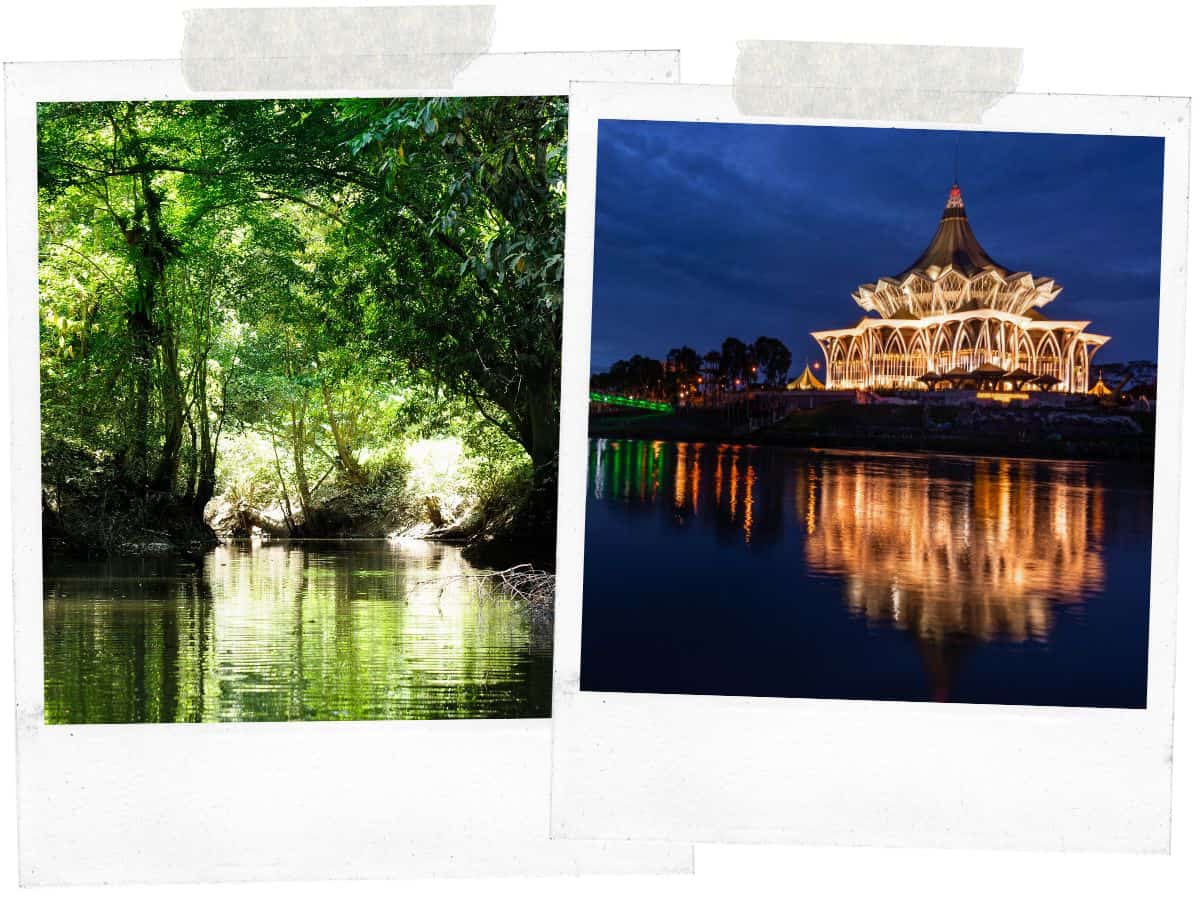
left=786, top=364, right=825, bottom=391
left=811, top=184, right=1109, bottom=392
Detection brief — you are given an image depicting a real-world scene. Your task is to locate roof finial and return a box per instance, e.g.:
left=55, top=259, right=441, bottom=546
left=944, top=137, right=964, bottom=210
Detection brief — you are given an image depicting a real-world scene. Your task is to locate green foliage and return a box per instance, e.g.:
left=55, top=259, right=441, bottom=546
left=212, top=431, right=280, bottom=515
left=38, top=97, right=564, bottom=560
left=335, top=96, right=567, bottom=473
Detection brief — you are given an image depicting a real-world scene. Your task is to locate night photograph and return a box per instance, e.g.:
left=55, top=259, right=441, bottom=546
left=581, top=119, right=1164, bottom=707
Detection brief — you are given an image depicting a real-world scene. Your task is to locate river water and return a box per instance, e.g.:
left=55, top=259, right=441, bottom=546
left=44, top=540, right=551, bottom=723
left=580, top=439, right=1153, bottom=708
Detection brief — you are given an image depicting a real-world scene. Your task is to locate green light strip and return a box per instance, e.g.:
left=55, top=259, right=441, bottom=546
left=588, top=392, right=673, bottom=412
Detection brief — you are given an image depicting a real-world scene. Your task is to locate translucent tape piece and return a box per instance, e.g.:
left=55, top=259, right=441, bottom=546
left=734, top=41, right=1023, bottom=122
left=182, top=5, right=496, bottom=91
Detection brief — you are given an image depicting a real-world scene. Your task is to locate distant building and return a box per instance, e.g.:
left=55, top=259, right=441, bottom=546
left=811, top=184, right=1109, bottom=393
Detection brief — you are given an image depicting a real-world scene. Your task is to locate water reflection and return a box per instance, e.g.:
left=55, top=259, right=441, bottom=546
left=804, top=456, right=1105, bottom=641
left=44, top=541, right=551, bottom=723
left=583, top=439, right=1151, bottom=707
left=801, top=454, right=1108, bottom=699
left=596, top=439, right=787, bottom=545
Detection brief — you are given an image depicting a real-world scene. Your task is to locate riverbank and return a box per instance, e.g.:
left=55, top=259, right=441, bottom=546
left=43, top=462, right=555, bottom=570
left=590, top=401, right=1156, bottom=463
left=42, top=490, right=219, bottom=559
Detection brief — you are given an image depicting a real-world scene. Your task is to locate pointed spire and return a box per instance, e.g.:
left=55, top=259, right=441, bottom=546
left=892, top=182, right=1004, bottom=278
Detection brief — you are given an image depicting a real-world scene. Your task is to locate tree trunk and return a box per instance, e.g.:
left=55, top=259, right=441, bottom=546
left=290, top=399, right=316, bottom=525
left=240, top=508, right=292, bottom=538
left=191, top=363, right=219, bottom=517
left=320, top=380, right=366, bottom=484
left=519, top=377, right=559, bottom=546
left=523, top=378, right=559, bottom=479
left=459, top=375, right=559, bottom=571
left=269, top=434, right=298, bottom=534
left=126, top=305, right=155, bottom=482
left=183, top=412, right=198, bottom=500
left=120, top=129, right=178, bottom=490
left=153, top=327, right=185, bottom=493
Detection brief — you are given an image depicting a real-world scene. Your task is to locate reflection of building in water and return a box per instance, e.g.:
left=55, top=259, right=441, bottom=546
left=672, top=441, right=701, bottom=517
left=593, top=440, right=784, bottom=545
left=596, top=439, right=667, bottom=502
left=803, top=455, right=1107, bottom=697
left=591, top=443, right=1107, bottom=627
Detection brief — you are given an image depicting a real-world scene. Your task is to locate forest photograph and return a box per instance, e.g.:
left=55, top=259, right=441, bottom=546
left=37, top=96, right=565, bottom=723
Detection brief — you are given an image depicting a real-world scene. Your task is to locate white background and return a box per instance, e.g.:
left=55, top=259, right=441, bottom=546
left=2, top=0, right=1198, bottom=897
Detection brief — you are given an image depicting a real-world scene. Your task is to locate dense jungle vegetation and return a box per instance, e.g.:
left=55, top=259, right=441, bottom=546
left=38, top=97, right=565, bottom=566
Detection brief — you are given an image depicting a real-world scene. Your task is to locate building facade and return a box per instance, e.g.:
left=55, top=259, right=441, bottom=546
left=811, top=185, right=1109, bottom=392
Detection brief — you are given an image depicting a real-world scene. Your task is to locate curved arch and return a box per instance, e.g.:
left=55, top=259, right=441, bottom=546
left=1035, top=330, right=1060, bottom=356
left=1035, top=330, right=1063, bottom=387
left=994, top=318, right=1011, bottom=365
left=899, top=327, right=925, bottom=384
left=828, top=338, right=848, bottom=387
left=847, top=337, right=867, bottom=388
left=882, top=329, right=906, bottom=386
left=952, top=317, right=982, bottom=368
left=910, top=348, right=929, bottom=385
left=1016, top=332, right=1036, bottom=370
left=1072, top=340, right=1091, bottom=393
left=929, top=324, right=953, bottom=372
left=973, top=316, right=992, bottom=367
left=906, top=326, right=929, bottom=358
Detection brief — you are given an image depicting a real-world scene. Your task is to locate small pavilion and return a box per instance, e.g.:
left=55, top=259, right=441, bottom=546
left=787, top=365, right=825, bottom=391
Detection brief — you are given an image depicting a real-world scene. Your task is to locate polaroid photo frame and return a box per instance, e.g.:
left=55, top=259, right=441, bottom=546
left=551, top=81, right=1188, bottom=852
left=5, top=55, right=694, bottom=884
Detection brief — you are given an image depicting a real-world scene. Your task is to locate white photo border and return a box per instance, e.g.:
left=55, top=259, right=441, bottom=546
left=4, top=56, right=694, bottom=885
left=551, top=81, right=1189, bottom=851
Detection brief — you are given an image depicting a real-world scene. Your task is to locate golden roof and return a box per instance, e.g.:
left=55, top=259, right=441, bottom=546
left=787, top=365, right=825, bottom=391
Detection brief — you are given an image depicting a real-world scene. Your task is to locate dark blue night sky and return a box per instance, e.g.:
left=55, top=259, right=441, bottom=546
left=589, top=120, right=1165, bottom=375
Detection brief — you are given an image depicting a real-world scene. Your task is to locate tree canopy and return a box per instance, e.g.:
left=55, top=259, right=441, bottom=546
left=591, top=336, right=793, bottom=400
left=38, top=96, right=566, bottom=558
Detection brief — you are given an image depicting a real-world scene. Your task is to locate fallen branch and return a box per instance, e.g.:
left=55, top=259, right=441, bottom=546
left=492, top=563, right=556, bottom=610
left=418, top=563, right=555, bottom=614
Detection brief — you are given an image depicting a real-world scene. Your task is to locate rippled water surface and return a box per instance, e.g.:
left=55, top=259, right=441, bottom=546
left=580, top=440, right=1153, bottom=707
left=44, top=541, right=551, bottom=723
